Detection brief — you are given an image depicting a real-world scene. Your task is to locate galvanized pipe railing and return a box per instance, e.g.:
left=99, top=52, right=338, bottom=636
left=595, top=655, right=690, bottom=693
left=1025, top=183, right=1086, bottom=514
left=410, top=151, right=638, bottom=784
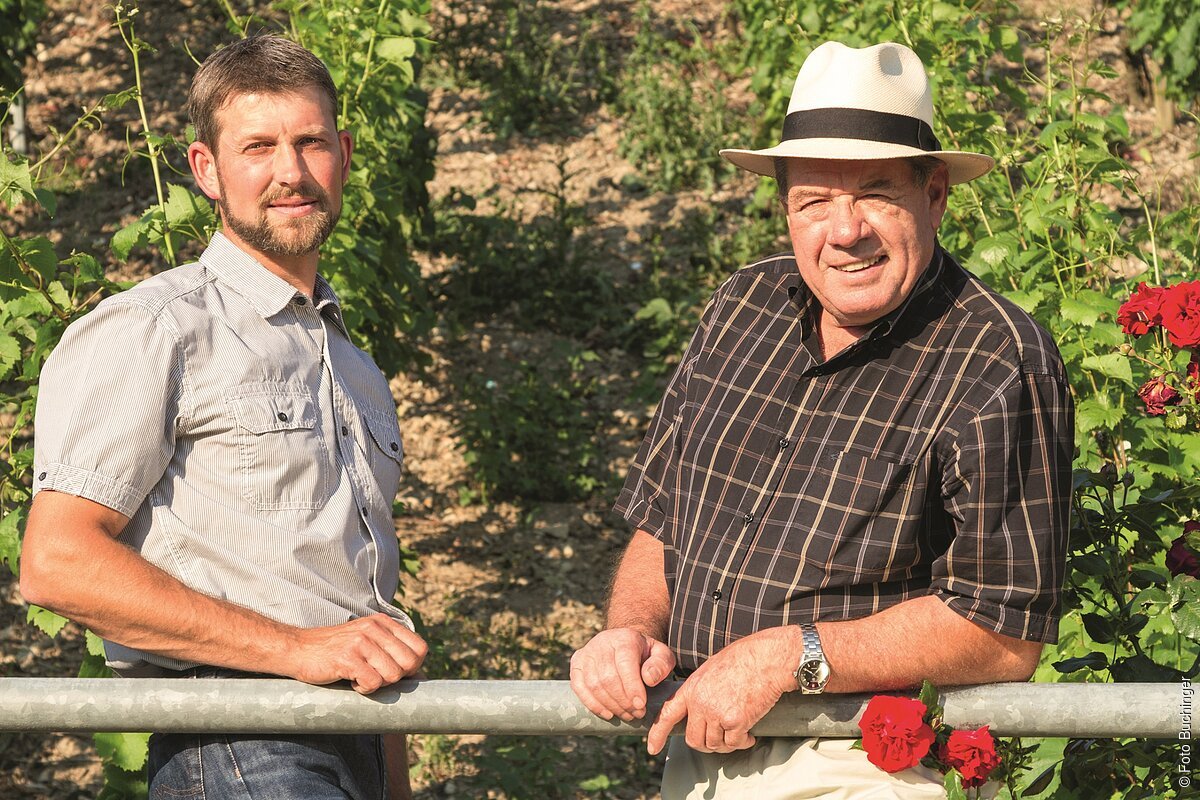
left=0, top=679, right=1187, bottom=739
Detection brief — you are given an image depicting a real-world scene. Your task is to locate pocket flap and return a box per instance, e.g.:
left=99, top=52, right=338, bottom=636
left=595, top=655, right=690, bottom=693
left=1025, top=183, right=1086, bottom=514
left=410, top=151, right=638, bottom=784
left=364, top=411, right=404, bottom=463
left=229, top=392, right=318, bottom=435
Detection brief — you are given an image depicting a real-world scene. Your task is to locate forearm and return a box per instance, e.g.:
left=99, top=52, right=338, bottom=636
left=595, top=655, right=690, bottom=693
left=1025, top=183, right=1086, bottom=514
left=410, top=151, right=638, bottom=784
left=815, top=595, right=1044, bottom=693
left=21, top=494, right=300, bottom=675
left=604, top=529, right=670, bottom=640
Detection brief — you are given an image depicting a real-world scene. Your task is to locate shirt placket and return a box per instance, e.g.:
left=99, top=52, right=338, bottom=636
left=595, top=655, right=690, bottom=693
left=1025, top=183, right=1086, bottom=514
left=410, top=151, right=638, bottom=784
left=318, top=303, right=390, bottom=609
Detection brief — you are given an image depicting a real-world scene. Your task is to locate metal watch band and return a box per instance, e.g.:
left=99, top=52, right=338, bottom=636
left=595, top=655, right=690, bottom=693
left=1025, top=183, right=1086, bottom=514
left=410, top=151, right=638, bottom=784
left=794, top=622, right=829, bottom=693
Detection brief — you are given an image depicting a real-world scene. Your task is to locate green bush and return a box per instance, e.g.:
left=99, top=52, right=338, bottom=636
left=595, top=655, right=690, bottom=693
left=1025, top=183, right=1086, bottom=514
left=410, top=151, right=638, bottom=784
left=614, top=7, right=744, bottom=192
left=432, top=0, right=614, bottom=138
left=455, top=344, right=611, bottom=504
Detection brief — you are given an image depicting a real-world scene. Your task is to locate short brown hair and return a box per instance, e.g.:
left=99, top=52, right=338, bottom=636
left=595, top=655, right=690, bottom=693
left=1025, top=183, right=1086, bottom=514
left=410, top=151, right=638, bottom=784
left=188, top=35, right=339, bottom=151
left=774, top=155, right=946, bottom=204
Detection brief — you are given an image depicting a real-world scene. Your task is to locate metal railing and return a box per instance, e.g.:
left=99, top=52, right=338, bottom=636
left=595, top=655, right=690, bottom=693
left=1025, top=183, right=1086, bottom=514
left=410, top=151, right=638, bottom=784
left=0, top=679, right=1185, bottom=739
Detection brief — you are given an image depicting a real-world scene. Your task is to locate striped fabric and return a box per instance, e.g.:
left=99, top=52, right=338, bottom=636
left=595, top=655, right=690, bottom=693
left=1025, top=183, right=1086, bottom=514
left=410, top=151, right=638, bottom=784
left=34, top=232, right=411, bottom=675
left=615, top=248, right=1074, bottom=673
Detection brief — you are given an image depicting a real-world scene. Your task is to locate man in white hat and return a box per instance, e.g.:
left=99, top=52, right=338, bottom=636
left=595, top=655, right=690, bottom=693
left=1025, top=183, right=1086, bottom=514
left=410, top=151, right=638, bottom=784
left=570, top=42, right=1073, bottom=797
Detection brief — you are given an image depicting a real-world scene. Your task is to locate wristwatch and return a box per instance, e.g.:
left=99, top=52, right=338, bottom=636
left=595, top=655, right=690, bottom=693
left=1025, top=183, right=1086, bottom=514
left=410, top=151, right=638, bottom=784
left=793, top=623, right=830, bottom=694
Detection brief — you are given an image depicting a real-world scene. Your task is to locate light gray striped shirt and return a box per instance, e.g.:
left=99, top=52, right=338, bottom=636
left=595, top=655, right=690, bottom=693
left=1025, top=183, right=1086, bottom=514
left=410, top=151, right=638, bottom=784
left=34, top=232, right=411, bottom=675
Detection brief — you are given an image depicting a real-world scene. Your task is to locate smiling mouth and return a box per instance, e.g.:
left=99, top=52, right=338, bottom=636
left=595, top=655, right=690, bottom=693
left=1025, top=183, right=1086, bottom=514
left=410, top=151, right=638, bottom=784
left=267, top=199, right=319, bottom=217
left=832, top=254, right=886, bottom=273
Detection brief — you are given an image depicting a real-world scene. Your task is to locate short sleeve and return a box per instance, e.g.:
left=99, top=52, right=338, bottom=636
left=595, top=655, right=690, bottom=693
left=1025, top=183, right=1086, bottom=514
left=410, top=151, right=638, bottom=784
left=934, top=367, right=1074, bottom=643
left=613, top=293, right=719, bottom=541
left=33, top=299, right=185, bottom=518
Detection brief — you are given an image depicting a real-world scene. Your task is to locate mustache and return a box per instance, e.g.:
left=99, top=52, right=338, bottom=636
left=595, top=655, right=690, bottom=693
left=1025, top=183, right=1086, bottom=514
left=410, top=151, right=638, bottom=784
left=260, top=183, right=330, bottom=208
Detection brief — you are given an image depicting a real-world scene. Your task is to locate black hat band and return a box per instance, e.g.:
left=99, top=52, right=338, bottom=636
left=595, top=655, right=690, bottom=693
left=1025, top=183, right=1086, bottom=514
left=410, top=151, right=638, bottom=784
left=782, top=107, right=941, bottom=152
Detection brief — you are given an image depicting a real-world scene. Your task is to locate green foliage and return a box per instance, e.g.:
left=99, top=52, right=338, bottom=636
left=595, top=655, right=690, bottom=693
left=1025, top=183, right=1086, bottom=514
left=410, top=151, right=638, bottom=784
left=615, top=7, right=743, bottom=192
left=1123, top=0, right=1200, bottom=104
left=431, top=160, right=621, bottom=341
left=0, top=0, right=44, bottom=92
left=431, top=0, right=614, bottom=138
left=455, top=344, right=610, bottom=503
left=282, top=0, right=436, bottom=375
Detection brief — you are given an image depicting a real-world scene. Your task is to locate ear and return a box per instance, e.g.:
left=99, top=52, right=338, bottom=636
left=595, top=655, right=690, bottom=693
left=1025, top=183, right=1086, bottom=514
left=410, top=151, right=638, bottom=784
left=188, top=141, right=221, bottom=201
left=926, top=163, right=950, bottom=230
left=338, top=130, right=353, bottom=183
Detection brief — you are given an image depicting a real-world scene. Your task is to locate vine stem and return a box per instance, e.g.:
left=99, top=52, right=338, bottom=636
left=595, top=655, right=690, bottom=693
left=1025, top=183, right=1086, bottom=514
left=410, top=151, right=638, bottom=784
left=353, top=0, right=392, bottom=108
left=115, top=4, right=175, bottom=265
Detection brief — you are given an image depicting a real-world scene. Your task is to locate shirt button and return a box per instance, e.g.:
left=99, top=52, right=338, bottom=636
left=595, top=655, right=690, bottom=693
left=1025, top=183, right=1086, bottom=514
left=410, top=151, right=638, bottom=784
left=743, top=512, right=755, bottom=525
left=341, top=425, right=349, bottom=436
left=778, top=438, right=791, bottom=450
left=361, top=506, right=368, bottom=517
left=277, top=412, right=288, bottom=422
left=390, top=442, right=399, bottom=452
left=293, top=296, right=307, bottom=306
left=38, top=472, right=46, bottom=481
left=711, top=589, right=723, bottom=601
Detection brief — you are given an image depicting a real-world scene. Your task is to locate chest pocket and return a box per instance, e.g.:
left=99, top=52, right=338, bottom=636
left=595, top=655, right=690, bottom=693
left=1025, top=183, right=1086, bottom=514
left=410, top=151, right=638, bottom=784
left=225, top=384, right=333, bottom=511
left=362, top=410, right=404, bottom=502
left=794, top=447, right=925, bottom=584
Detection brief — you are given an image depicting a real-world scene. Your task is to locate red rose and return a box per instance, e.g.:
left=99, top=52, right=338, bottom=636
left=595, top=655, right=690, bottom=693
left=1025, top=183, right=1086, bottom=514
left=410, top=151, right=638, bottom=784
left=939, top=726, right=1002, bottom=788
left=1137, top=376, right=1182, bottom=416
left=858, top=695, right=936, bottom=773
left=1118, top=282, right=1166, bottom=336
left=1167, top=521, right=1200, bottom=578
left=1159, top=281, right=1200, bottom=348
left=1187, top=352, right=1200, bottom=400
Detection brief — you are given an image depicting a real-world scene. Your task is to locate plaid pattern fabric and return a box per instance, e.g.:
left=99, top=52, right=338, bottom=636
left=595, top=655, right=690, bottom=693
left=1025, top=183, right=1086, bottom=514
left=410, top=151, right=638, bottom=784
left=615, top=248, right=1074, bottom=672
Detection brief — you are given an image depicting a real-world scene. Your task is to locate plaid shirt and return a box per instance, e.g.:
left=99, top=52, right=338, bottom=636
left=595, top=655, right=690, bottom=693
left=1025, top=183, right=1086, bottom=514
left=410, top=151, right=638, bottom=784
left=615, top=247, right=1074, bottom=672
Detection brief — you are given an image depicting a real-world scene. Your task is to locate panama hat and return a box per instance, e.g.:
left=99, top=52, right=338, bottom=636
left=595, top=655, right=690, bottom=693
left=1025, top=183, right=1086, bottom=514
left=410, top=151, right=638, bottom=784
left=720, top=41, right=994, bottom=185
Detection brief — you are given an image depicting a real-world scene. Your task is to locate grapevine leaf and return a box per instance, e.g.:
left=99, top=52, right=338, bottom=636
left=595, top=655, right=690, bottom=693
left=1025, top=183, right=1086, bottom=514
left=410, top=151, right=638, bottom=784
left=17, top=236, right=59, bottom=283
left=0, top=153, right=35, bottom=206
left=85, top=629, right=107, bottom=657
left=27, top=604, right=69, bottom=638
left=94, top=732, right=150, bottom=772
left=111, top=217, right=148, bottom=262
left=376, top=36, right=416, bottom=65
left=0, top=508, right=23, bottom=576
left=162, top=183, right=215, bottom=230
left=33, top=188, right=57, bottom=218
left=0, top=332, right=21, bottom=374
left=96, top=760, right=147, bottom=800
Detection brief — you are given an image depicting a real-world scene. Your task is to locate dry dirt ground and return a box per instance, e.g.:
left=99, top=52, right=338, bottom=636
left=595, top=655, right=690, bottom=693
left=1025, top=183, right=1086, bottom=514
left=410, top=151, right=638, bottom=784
left=1, top=0, right=1197, bottom=798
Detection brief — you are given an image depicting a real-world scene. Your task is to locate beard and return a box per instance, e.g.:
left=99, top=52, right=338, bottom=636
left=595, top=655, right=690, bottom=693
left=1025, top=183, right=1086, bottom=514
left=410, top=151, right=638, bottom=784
left=218, top=180, right=342, bottom=258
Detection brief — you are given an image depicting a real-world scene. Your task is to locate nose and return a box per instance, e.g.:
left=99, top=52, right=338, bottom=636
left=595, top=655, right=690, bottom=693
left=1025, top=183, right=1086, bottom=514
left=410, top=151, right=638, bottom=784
left=826, top=197, right=869, bottom=248
left=272, top=144, right=306, bottom=186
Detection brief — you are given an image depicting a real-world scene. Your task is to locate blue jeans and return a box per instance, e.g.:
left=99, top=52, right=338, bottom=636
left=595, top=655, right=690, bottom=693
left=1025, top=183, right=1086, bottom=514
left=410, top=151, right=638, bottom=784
left=147, top=732, right=386, bottom=800
left=146, top=668, right=386, bottom=800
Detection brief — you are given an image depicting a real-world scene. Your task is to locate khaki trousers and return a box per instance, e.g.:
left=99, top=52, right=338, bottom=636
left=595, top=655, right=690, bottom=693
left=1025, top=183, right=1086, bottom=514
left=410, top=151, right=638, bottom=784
left=661, top=737, right=999, bottom=800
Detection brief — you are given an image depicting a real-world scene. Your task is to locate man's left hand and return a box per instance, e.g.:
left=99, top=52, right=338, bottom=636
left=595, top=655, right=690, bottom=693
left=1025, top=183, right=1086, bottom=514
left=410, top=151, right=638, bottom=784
left=645, top=626, right=800, bottom=755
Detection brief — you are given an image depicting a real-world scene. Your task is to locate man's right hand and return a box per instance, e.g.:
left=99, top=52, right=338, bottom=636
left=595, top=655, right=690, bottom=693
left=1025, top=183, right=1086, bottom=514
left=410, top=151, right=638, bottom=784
left=289, top=614, right=428, bottom=695
left=569, top=628, right=675, bottom=721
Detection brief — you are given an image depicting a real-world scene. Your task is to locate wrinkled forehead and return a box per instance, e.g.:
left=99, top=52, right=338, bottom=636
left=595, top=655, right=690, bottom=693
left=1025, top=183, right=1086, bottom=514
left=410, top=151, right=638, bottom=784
left=784, top=157, right=915, bottom=192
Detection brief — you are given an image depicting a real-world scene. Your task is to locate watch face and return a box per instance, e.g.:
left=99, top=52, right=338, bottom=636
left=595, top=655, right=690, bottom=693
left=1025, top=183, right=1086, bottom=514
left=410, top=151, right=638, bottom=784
left=799, top=659, right=830, bottom=690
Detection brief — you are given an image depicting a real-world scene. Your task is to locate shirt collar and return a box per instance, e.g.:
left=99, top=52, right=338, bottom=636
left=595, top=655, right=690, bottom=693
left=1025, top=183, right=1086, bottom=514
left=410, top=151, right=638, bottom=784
left=199, top=232, right=340, bottom=319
